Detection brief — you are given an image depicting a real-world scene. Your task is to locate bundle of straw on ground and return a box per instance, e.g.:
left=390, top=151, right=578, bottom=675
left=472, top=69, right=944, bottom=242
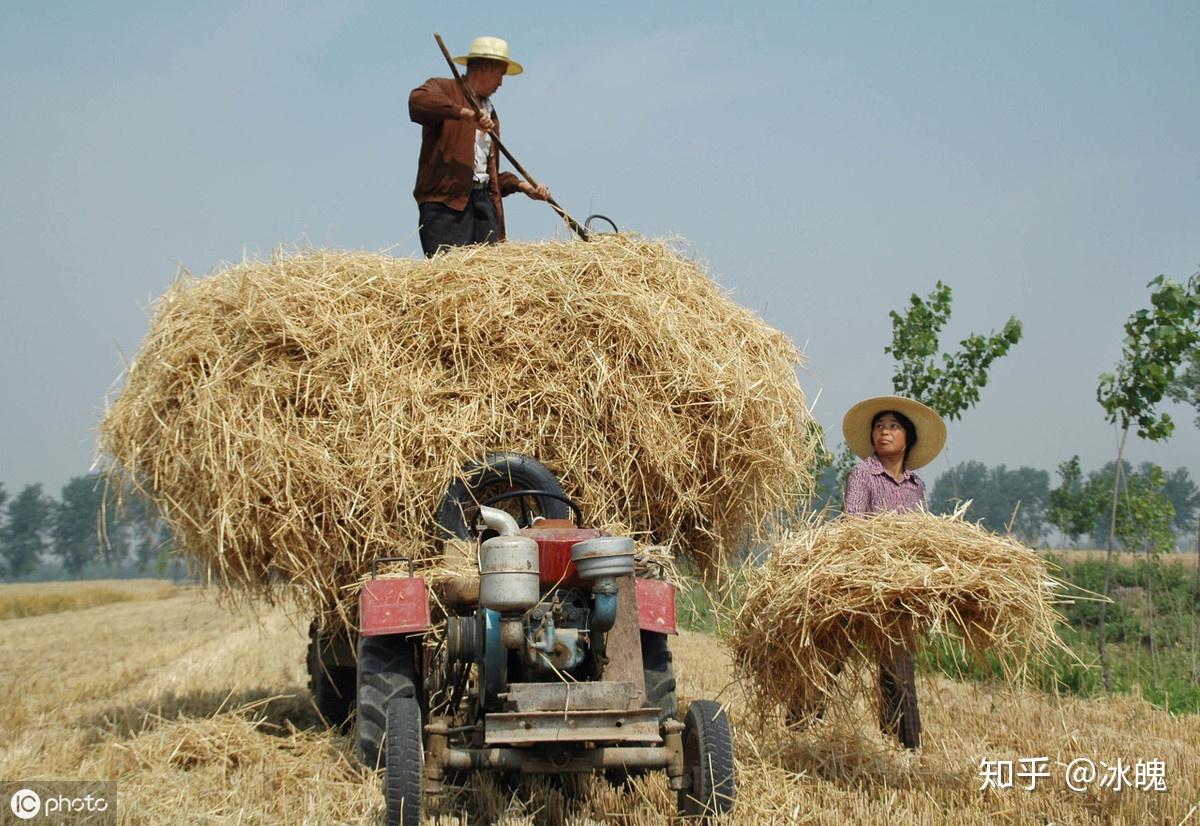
left=101, top=236, right=819, bottom=628
left=728, top=508, right=1068, bottom=719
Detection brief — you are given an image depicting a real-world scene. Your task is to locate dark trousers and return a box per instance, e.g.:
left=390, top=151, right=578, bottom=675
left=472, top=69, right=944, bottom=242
left=418, top=188, right=498, bottom=258
left=785, top=645, right=921, bottom=751
left=877, top=646, right=921, bottom=750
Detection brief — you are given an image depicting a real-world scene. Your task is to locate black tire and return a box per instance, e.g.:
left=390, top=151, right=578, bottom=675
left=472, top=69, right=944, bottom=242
left=307, top=625, right=355, bottom=731
left=677, top=700, right=736, bottom=821
left=878, top=648, right=921, bottom=750
left=436, top=452, right=570, bottom=539
left=357, top=635, right=418, bottom=769
left=642, top=631, right=678, bottom=723
left=383, top=696, right=423, bottom=826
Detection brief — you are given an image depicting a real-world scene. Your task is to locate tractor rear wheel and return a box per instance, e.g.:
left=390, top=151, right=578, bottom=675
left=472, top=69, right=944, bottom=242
left=383, top=696, right=423, bottom=826
left=677, top=700, right=736, bottom=821
left=357, top=635, right=418, bottom=769
left=307, top=625, right=355, bottom=731
left=641, top=631, right=678, bottom=722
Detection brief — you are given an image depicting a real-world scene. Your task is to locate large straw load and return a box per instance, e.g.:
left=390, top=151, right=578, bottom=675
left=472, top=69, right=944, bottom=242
left=101, top=236, right=820, bottom=626
left=728, top=508, right=1068, bottom=719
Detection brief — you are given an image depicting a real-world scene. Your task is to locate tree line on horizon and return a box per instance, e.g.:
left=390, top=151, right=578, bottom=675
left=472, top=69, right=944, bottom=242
left=0, top=475, right=172, bottom=581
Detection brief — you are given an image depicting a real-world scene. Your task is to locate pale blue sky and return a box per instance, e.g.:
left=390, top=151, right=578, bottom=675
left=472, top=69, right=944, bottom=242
left=1, top=1, right=1198, bottom=496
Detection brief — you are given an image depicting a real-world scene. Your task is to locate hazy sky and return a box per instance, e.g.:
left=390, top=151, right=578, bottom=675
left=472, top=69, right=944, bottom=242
left=2, top=1, right=1198, bottom=497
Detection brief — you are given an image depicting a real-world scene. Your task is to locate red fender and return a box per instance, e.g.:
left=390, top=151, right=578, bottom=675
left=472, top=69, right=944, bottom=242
left=636, top=578, right=678, bottom=635
left=360, top=577, right=431, bottom=637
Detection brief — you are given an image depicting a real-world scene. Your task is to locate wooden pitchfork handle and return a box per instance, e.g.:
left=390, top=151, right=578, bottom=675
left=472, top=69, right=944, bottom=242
left=434, top=33, right=590, bottom=242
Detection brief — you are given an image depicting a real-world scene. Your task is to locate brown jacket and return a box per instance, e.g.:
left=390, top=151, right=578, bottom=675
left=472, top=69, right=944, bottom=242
left=409, top=77, right=522, bottom=241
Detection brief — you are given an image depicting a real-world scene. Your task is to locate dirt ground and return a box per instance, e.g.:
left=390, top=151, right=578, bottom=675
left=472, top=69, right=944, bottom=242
left=1, top=581, right=1196, bottom=824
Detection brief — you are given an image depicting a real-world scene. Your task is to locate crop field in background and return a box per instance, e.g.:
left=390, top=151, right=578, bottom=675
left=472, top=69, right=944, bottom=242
left=0, top=579, right=176, bottom=620
left=1048, top=550, right=1199, bottom=569
left=0, top=580, right=1197, bottom=824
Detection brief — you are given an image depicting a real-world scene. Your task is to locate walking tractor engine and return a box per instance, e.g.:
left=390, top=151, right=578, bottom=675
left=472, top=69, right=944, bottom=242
left=347, top=453, right=736, bottom=826
left=480, top=515, right=630, bottom=679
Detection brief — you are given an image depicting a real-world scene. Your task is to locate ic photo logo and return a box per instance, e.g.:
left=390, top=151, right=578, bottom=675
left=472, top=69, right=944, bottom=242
left=4, top=783, right=114, bottom=822
left=9, top=788, right=41, bottom=820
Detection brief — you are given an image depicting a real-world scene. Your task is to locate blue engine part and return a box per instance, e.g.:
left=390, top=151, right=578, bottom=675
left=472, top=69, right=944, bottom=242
left=480, top=608, right=507, bottom=708
left=591, top=581, right=618, bottom=634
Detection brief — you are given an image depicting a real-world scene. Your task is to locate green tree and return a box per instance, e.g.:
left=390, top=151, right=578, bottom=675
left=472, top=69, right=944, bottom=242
left=53, top=474, right=127, bottom=577
left=1083, top=461, right=1134, bottom=548
left=1, top=484, right=53, bottom=579
left=1114, top=464, right=1176, bottom=681
left=1099, top=273, right=1200, bottom=442
left=885, top=281, right=1023, bottom=422
left=1048, top=456, right=1103, bottom=546
left=121, top=483, right=172, bottom=574
left=930, top=460, right=989, bottom=514
left=930, top=461, right=1049, bottom=543
left=1083, top=462, right=1183, bottom=551
left=1167, top=273, right=1200, bottom=428
left=1169, top=350, right=1200, bottom=425
left=0, top=483, right=8, bottom=576
left=1112, top=466, right=1176, bottom=555
left=1048, top=460, right=1191, bottom=549
left=1159, top=465, right=1199, bottom=542
left=1165, top=299, right=1200, bottom=667
left=989, top=465, right=1050, bottom=542
left=1095, top=271, right=1200, bottom=691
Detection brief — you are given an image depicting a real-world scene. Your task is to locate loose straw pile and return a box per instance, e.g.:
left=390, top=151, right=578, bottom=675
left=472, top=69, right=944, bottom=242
left=100, top=236, right=819, bottom=628
left=728, top=507, right=1069, bottom=718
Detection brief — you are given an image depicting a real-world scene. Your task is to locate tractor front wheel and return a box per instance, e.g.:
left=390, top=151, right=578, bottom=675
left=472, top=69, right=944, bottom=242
left=383, top=696, right=423, bottom=826
left=677, top=699, right=735, bottom=821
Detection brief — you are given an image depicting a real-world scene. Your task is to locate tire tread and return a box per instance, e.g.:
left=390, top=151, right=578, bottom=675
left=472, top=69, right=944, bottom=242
left=677, top=699, right=736, bottom=820
left=357, top=636, right=417, bottom=769
left=383, top=696, right=423, bottom=826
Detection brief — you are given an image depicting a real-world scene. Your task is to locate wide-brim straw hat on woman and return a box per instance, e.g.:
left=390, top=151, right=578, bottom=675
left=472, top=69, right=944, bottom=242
left=842, top=395, right=946, bottom=470
left=454, top=36, right=524, bottom=76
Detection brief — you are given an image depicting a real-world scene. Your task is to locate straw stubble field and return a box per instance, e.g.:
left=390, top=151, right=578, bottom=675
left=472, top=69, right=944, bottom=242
left=1, top=581, right=1196, bottom=824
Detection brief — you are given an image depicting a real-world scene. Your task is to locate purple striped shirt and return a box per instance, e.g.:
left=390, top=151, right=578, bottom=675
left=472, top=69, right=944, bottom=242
left=843, top=453, right=926, bottom=515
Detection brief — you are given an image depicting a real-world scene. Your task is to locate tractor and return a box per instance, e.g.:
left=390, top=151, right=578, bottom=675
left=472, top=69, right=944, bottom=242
left=308, top=452, right=736, bottom=825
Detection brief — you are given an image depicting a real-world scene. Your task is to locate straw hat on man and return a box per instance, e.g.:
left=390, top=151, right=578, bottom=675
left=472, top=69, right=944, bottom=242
left=839, top=394, right=946, bottom=749
left=409, top=36, right=550, bottom=257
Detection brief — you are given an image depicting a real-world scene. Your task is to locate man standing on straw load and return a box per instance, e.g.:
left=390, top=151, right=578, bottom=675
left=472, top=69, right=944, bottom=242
left=409, top=36, right=550, bottom=257
left=840, top=394, right=946, bottom=750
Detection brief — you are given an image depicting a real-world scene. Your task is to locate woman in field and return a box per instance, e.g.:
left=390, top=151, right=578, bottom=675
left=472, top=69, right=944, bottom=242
left=841, top=394, right=946, bottom=750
